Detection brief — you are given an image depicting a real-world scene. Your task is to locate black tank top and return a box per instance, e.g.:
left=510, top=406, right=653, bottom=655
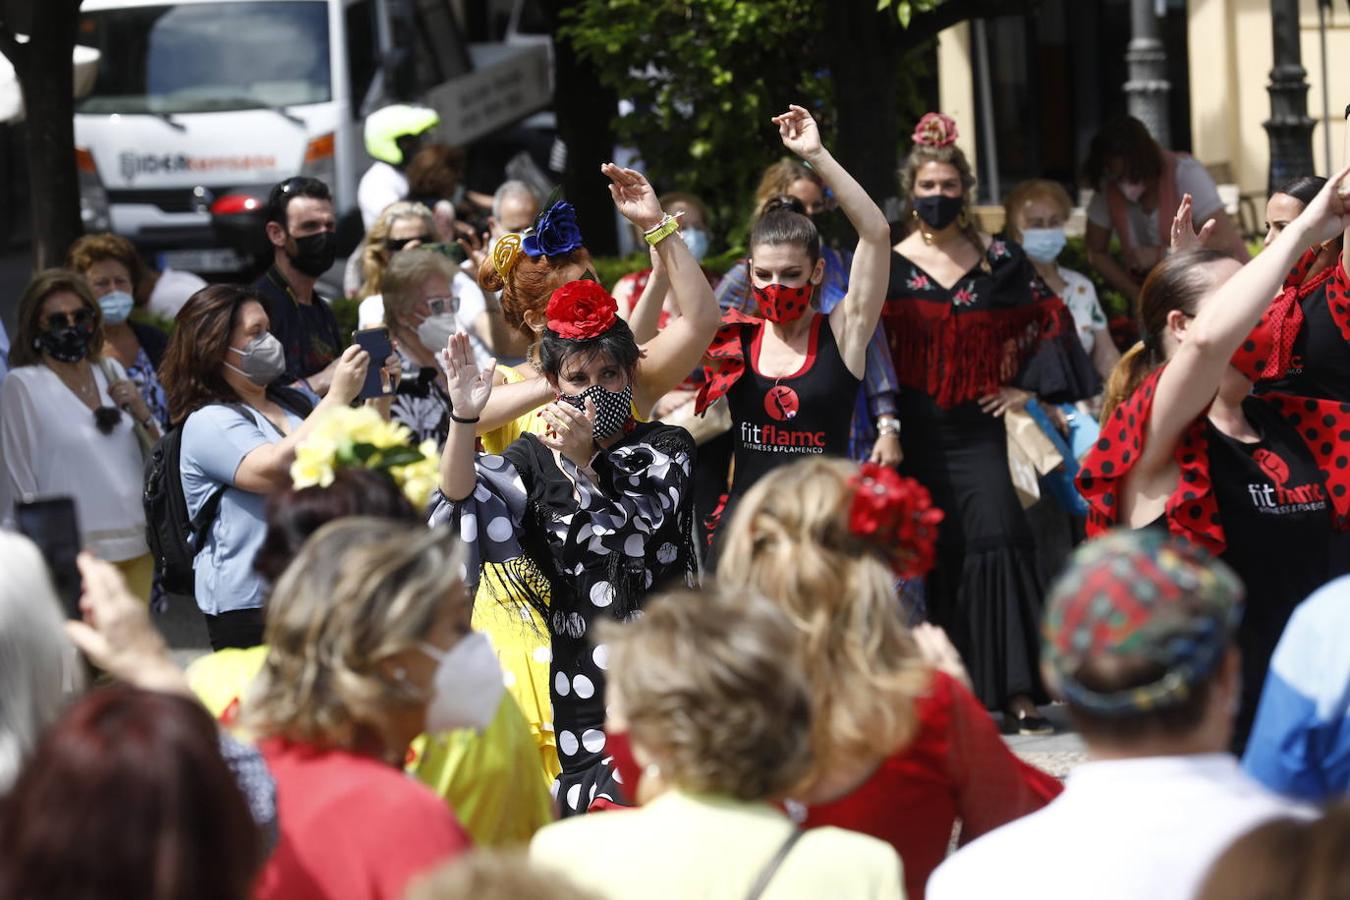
left=1258, top=282, right=1350, bottom=402
left=726, top=314, right=861, bottom=502
left=1207, top=397, right=1332, bottom=747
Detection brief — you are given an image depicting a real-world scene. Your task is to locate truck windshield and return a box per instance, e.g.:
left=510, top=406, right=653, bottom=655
left=77, top=2, right=331, bottom=115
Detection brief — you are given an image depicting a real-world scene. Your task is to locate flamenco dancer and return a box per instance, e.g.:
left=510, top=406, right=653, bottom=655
left=430, top=166, right=717, bottom=816
left=455, top=179, right=719, bottom=783
left=881, top=113, right=1098, bottom=733
left=696, top=104, right=891, bottom=553
left=1078, top=166, right=1350, bottom=750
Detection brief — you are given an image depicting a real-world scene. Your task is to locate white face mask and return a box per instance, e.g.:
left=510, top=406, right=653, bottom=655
left=1118, top=179, right=1147, bottom=203
left=417, top=632, right=504, bottom=733
left=416, top=313, right=459, bottom=356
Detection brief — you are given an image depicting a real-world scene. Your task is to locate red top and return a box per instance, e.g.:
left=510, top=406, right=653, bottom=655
left=254, top=738, right=471, bottom=900
left=803, top=671, right=1062, bottom=900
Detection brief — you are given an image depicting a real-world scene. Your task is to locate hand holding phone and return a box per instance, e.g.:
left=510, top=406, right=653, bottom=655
left=352, top=327, right=394, bottom=400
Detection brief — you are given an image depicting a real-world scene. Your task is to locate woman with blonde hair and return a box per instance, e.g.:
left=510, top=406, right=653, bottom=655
left=719, top=456, right=1062, bottom=900
left=351, top=200, right=437, bottom=317
left=531, top=585, right=904, bottom=899
left=882, top=114, right=1099, bottom=732
left=1077, top=168, right=1350, bottom=751
left=247, top=518, right=478, bottom=899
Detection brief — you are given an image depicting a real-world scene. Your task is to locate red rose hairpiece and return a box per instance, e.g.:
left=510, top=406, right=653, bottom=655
left=547, top=279, right=619, bottom=340
left=912, top=112, right=959, bottom=149
left=847, top=462, right=944, bottom=578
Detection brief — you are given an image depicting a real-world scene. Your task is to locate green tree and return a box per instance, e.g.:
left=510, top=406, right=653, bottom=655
left=563, top=0, right=1028, bottom=248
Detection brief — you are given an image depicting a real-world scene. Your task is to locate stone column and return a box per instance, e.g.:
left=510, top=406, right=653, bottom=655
left=1264, top=0, right=1316, bottom=194
left=1124, top=0, right=1171, bottom=147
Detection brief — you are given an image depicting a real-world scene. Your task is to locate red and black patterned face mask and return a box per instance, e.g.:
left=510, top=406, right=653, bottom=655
left=750, top=281, right=813, bottom=323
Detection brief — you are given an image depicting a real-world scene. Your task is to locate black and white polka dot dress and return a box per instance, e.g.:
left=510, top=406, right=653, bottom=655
left=429, top=422, right=697, bottom=816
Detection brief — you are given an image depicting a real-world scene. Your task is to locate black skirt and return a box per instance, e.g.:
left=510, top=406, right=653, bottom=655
left=899, top=393, right=1048, bottom=709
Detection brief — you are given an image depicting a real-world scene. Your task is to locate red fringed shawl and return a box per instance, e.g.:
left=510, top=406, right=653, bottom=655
left=695, top=308, right=767, bottom=414
left=1230, top=249, right=1350, bottom=383
left=881, top=239, right=1090, bottom=408
left=1078, top=367, right=1350, bottom=555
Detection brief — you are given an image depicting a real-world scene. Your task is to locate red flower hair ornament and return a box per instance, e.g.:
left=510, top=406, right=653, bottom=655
left=912, top=112, right=959, bottom=149
left=847, top=463, right=944, bottom=578
left=547, top=279, right=618, bottom=340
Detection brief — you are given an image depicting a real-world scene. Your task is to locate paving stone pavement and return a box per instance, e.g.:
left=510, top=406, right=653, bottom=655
left=1000, top=704, right=1087, bottom=777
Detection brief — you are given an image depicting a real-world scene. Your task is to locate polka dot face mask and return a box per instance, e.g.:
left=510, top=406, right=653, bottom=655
left=750, top=281, right=813, bottom=323
left=558, top=383, right=634, bottom=440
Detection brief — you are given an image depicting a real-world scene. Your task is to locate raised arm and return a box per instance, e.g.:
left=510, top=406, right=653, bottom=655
left=1137, top=166, right=1350, bottom=479
left=618, top=246, right=669, bottom=345
left=773, top=105, right=890, bottom=377
left=474, top=369, right=554, bottom=435
left=601, top=163, right=720, bottom=413
left=438, top=333, right=496, bottom=501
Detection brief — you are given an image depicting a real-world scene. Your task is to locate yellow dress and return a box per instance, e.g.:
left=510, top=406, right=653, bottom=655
left=475, top=363, right=561, bottom=785
left=185, top=645, right=554, bottom=847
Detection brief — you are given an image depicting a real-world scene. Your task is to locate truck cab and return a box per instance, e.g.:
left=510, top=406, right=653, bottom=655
left=74, top=0, right=550, bottom=274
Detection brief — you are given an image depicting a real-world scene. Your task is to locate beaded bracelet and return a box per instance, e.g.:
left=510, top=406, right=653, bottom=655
left=643, top=211, right=683, bottom=246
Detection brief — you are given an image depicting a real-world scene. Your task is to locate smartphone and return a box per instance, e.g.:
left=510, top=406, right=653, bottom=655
left=14, top=496, right=83, bottom=618
left=353, top=326, right=393, bottom=400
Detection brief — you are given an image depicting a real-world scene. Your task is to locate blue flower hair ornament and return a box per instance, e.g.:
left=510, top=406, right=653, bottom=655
left=521, top=200, right=585, bottom=258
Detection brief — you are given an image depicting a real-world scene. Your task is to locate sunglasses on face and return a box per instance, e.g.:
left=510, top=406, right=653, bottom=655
left=387, top=235, right=434, bottom=252
left=43, top=309, right=95, bottom=330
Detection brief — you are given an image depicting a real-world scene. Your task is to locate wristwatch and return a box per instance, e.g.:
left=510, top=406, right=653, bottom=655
left=876, top=415, right=901, bottom=437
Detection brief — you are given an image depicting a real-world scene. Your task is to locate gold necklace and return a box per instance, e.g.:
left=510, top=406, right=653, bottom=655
left=49, top=361, right=98, bottom=404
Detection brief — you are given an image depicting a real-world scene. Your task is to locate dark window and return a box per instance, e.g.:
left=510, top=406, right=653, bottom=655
left=78, top=2, right=331, bottom=114
left=345, top=0, right=378, bottom=108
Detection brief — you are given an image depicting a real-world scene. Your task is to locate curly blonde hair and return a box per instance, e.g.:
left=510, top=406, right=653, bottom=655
left=246, top=518, right=466, bottom=752
left=717, top=458, right=930, bottom=785
left=358, top=201, right=436, bottom=299
left=600, top=585, right=813, bottom=801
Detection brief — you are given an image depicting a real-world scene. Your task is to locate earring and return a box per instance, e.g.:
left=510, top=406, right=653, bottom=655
left=913, top=208, right=934, bottom=246
left=957, top=209, right=970, bottom=229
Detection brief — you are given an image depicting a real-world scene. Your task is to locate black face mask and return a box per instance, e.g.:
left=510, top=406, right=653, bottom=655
left=35, top=325, right=94, bottom=363
left=913, top=194, right=965, bottom=231
left=287, top=230, right=337, bottom=278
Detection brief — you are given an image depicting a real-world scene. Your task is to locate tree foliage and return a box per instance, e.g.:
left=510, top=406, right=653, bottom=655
left=562, top=0, right=829, bottom=241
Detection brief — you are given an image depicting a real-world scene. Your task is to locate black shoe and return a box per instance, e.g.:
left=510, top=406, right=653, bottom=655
left=1012, top=711, right=1054, bottom=736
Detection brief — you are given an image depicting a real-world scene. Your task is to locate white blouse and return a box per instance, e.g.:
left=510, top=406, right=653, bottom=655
left=0, top=361, right=148, bottom=561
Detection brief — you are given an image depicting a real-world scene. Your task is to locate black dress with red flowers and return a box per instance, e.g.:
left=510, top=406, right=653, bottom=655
left=881, top=238, right=1099, bottom=710
left=1078, top=368, right=1345, bottom=749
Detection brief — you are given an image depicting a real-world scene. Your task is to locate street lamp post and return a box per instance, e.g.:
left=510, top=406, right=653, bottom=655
left=1124, top=0, right=1171, bottom=147
left=1264, top=0, right=1316, bottom=194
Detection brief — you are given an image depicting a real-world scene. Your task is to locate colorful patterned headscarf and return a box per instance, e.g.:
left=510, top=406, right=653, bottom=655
left=1042, top=529, right=1243, bottom=716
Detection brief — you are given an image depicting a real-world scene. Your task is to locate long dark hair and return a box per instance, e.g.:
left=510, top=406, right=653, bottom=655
left=538, top=317, right=641, bottom=384
left=749, top=196, right=821, bottom=265
left=1083, top=115, right=1164, bottom=188
left=9, top=269, right=105, bottom=369
left=0, top=685, right=261, bottom=900
left=1100, top=249, right=1228, bottom=422
left=160, top=284, right=259, bottom=424
left=1274, top=175, right=1326, bottom=207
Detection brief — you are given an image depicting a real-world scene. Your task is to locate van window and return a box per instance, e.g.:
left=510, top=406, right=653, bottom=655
left=77, top=1, right=331, bottom=114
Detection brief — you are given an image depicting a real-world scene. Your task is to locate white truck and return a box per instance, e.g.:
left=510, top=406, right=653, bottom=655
left=73, top=0, right=552, bottom=273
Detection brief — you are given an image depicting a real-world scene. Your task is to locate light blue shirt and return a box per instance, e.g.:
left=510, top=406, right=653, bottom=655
left=180, top=403, right=300, bottom=616
left=1242, top=576, right=1350, bottom=801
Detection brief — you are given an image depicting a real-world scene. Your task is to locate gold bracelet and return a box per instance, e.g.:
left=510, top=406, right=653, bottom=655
left=644, top=212, right=682, bottom=246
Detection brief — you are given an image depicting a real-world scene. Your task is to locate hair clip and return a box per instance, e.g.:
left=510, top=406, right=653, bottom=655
left=492, top=233, right=523, bottom=279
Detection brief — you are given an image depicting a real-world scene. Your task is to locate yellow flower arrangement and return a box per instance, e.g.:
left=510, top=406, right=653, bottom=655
left=289, top=407, right=440, bottom=509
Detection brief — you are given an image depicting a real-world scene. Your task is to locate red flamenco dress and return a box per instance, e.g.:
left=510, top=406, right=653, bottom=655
left=801, top=670, right=1063, bottom=900
left=1237, top=249, right=1350, bottom=575
left=1075, top=355, right=1350, bottom=748
left=881, top=238, right=1100, bottom=709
